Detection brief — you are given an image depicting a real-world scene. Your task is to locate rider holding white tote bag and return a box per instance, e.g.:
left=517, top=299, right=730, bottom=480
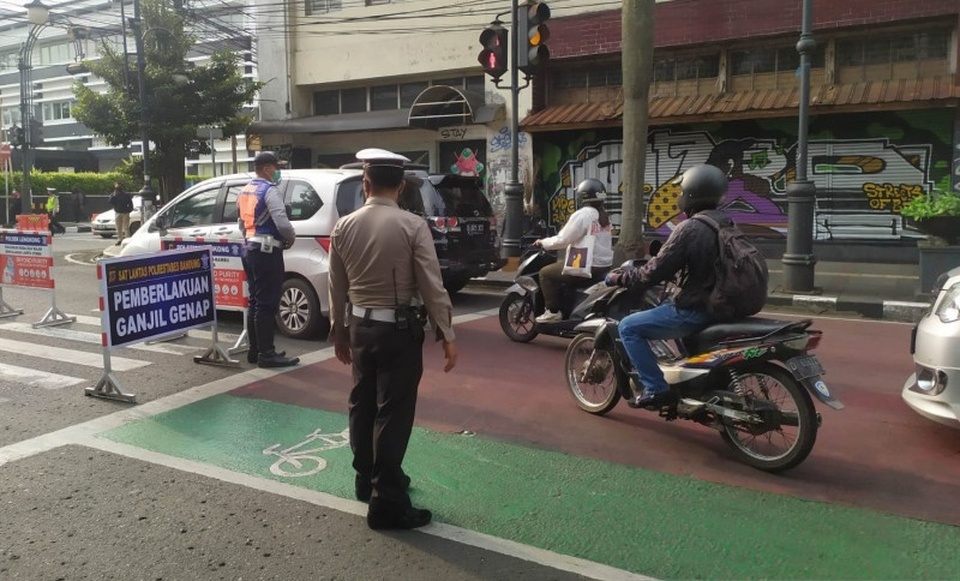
left=532, top=179, right=614, bottom=323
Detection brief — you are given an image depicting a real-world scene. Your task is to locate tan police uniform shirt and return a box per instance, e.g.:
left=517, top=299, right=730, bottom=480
left=328, top=196, right=455, bottom=342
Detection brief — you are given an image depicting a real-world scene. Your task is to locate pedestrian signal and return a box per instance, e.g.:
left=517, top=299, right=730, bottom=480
left=478, top=22, right=508, bottom=82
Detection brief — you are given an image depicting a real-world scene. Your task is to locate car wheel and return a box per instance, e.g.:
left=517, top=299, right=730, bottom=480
left=277, top=278, right=328, bottom=340
left=99, top=233, right=115, bottom=239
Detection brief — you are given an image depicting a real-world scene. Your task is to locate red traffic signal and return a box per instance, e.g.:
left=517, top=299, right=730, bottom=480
left=517, top=1, right=551, bottom=76
left=478, top=22, right=508, bottom=82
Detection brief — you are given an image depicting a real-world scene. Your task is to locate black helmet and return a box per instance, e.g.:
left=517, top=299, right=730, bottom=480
left=674, top=164, right=727, bottom=215
left=575, top=178, right=607, bottom=207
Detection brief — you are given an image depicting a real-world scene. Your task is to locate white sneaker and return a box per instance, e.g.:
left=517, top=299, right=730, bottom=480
left=535, top=310, right=562, bottom=324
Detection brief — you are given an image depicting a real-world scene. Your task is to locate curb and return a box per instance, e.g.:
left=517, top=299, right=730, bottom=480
left=466, top=278, right=929, bottom=323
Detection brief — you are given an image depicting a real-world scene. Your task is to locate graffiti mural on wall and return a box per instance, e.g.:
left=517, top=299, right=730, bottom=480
left=537, top=110, right=953, bottom=241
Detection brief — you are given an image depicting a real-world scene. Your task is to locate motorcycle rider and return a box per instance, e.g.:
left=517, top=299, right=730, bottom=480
left=532, top=178, right=614, bottom=324
left=604, top=164, right=728, bottom=408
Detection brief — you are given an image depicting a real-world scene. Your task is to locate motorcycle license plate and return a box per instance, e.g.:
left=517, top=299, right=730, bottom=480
left=786, top=355, right=825, bottom=380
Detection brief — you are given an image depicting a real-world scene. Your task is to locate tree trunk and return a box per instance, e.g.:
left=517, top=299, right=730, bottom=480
left=156, top=139, right=187, bottom=204
left=616, top=0, right=656, bottom=263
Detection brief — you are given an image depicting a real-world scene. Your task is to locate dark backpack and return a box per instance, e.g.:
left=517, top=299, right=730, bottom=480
left=692, top=210, right=769, bottom=321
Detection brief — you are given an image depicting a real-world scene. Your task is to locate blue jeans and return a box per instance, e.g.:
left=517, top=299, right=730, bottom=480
left=618, top=304, right=712, bottom=394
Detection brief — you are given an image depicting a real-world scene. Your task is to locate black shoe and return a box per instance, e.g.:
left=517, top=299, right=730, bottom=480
left=628, top=390, right=676, bottom=409
left=247, top=350, right=285, bottom=364
left=355, top=473, right=412, bottom=502
left=257, top=352, right=299, bottom=368
left=367, top=506, right=432, bottom=530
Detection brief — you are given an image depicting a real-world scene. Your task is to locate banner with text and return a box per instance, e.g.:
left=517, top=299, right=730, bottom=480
left=99, top=247, right=216, bottom=349
left=160, top=237, right=247, bottom=311
left=0, top=229, right=54, bottom=289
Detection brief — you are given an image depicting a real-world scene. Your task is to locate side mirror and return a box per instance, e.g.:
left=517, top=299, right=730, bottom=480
left=154, top=213, right=168, bottom=235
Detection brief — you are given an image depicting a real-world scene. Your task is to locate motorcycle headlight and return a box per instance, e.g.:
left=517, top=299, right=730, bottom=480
left=934, top=282, right=960, bottom=323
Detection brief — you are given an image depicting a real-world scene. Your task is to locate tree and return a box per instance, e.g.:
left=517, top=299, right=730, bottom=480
left=72, top=0, right=260, bottom=202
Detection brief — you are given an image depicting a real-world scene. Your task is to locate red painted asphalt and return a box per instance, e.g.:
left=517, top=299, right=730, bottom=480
left=232, top=313, right=960, bottom=526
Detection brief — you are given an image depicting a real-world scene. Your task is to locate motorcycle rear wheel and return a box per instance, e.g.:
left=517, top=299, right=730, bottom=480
left=719, top=362, right=818, bottom=473
left=564, top=333, right=621, bottom=415
left=499, top=292, right=539, bottom=343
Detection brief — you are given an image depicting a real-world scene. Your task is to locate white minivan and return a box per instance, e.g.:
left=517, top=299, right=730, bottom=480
left=119, top=168, right=366, bottom=339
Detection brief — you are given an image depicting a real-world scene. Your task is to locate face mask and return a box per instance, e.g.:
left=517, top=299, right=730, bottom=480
left=272, top=169, right=282, bottom=183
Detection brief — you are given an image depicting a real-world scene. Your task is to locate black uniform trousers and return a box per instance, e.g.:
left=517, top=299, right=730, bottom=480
left=348, top=316, right=424, bottom=512
left=241, top=245, right=285, bottom=354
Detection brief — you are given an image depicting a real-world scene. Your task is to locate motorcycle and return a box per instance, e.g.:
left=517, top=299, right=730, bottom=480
left=563, top=264, right=843, bottom=472
left=498, top=247, right=611, bottom=342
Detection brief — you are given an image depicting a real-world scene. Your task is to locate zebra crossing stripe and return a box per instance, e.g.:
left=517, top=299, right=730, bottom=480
left=0, top=363, right=84, bottom=390
left=0, top=337, right=148, bottom=371
left=0, top=322, right=201, bottom=356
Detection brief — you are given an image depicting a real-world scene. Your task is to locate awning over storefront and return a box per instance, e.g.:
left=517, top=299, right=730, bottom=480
left=248, top=87, right=504, bottom=135
left=521, top=76, right=960, bottom=132
left=249, top=109, right=412, bottom=134
left=407, top=85, right=502, bottom=129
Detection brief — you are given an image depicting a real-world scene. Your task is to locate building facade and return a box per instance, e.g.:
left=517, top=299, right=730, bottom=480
left=0, top=0, right=257, bottom=181
left=526, top=0, right=960, bottom=251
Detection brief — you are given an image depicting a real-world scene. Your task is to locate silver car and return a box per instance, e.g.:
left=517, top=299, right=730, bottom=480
left=902, top=266, right=960, bottom=427
left=119, top=169, right=365, bottom=339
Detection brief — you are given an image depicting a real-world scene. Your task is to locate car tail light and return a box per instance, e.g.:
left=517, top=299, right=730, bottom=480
left=316, top=236, right=331, bottom=252
left=934, top=282, right=960, bottom=323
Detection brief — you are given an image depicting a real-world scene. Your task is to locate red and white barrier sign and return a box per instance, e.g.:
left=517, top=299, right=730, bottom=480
left=160, top=237, right=248, bottom=310
left=0, top=229, right=54, bottom=289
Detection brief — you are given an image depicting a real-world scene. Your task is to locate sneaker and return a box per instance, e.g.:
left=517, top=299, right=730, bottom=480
left=628, top=389, right=676, bottom=409
left=535, top=310, right=562, bottom=324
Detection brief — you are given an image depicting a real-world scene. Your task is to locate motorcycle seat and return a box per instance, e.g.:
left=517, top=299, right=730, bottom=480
left=683, top=317, right=811, bottom=355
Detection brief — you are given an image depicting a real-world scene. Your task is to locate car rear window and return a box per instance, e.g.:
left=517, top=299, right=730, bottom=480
left=285, top=179, right=323, bottom=221
left=432, top=177, right=493, bottom=217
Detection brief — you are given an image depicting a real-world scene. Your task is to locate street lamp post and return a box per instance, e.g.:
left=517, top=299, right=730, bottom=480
left=130, top=0, right=157, bottom=206
left=782, top=0, right=818, bottom=293
left=18, top=0, right=51, bottom=214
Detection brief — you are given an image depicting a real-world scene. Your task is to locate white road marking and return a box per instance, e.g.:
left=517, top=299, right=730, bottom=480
left=0, top=322, right=201, bottom=356
left=0, top=362, right=84, bottom=390
left=0, top=309, right=647, bottom=581
left=0, top=337, right=149, bottom=371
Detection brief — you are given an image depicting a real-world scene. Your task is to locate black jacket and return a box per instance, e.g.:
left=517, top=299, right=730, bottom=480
left=623, top=209, right=726, bottom=310
left=109, top=189, right=134, bottom=213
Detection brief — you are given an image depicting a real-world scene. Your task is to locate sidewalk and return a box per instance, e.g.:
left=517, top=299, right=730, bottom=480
left=468, top=258, right=931, bottom=323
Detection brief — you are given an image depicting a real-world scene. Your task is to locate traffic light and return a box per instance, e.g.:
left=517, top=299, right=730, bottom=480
left=29, top=118, right=43, bottom=147
left=478, top=21, right=508, bottom=82
left=10, top=126, right=24, bottom=147
left=517, top=1, right=551, bottom=77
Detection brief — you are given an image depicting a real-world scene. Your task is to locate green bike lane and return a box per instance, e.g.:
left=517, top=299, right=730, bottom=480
left=89, top=312, right=960, bottom=579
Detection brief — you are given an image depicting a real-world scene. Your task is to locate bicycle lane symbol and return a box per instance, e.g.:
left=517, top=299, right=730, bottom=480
left=262, top=427, right=351, bottom=478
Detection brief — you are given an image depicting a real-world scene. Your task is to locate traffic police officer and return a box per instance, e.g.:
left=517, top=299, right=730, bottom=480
left=237, top=151, right=299, bottom=368
left=328, top=148, right=458, bottom=530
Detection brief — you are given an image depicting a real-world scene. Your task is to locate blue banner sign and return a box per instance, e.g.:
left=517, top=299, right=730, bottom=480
left=98, top=247, right=216, bottom=349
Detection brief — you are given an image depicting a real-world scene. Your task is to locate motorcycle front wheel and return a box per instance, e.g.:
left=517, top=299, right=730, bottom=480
left=719, top=361, right=818, bottom=473
left=564, top=333, right=621, bottom=414
left=499, top=292, right=539, bottom=343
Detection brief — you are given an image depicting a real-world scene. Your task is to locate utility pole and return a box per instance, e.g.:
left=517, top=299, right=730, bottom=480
left=616, top=0, right=656, bottom=262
